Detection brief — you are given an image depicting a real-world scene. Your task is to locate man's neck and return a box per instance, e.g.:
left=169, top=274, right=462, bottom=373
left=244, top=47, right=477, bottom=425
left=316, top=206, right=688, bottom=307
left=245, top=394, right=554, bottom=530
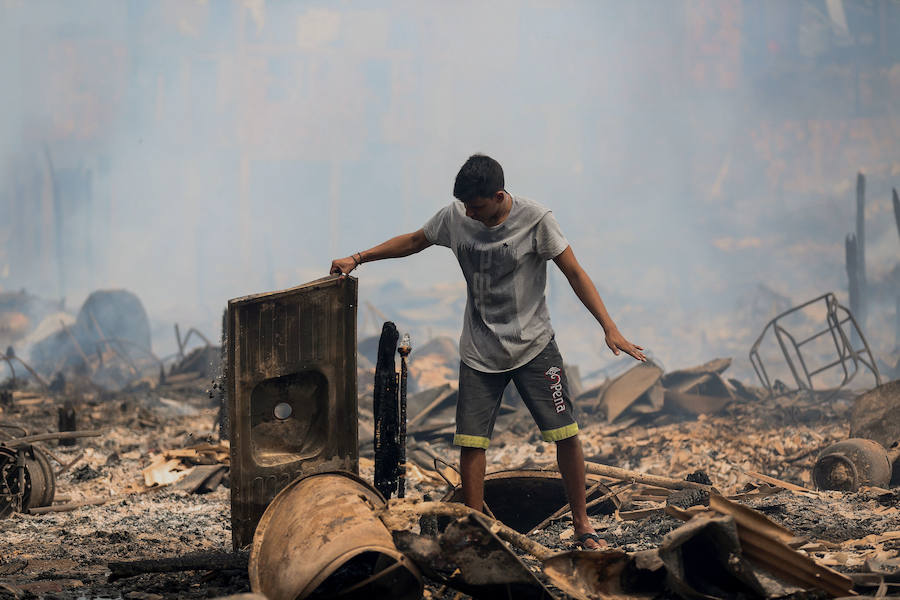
left=490, top=192, right=513, bottom=227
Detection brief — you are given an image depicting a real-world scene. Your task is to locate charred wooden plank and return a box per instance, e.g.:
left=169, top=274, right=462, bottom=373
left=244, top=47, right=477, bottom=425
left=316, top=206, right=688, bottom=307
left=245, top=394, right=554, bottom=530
left=107, top=552, right=247, bottom=582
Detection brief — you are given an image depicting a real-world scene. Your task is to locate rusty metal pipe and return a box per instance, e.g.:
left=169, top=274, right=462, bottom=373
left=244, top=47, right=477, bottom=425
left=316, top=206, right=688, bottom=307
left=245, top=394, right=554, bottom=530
left=249, top=471, right=422, bottom=600
left=397, top=333, right=411, bottom=499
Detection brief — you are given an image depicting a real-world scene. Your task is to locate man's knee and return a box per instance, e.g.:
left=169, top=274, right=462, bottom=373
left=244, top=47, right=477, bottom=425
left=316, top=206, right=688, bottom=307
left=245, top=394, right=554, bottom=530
left=554, top=433, right=580, bottom=448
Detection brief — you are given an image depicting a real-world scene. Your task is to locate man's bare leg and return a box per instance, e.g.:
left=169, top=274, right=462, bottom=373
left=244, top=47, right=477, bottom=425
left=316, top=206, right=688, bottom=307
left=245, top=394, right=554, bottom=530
left=459, top=446, right=487, bottom=511
left=556, top=434, right=605, bottom=549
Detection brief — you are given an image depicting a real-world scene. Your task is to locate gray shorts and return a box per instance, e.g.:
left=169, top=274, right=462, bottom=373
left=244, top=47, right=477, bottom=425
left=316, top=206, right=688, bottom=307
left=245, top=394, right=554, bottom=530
left=454, top=338, right=578, bottom=449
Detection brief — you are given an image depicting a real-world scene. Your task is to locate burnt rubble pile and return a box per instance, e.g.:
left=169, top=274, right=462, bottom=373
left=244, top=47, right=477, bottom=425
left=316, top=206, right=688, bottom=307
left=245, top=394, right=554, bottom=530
left=1, top=287, right=221, bottom=398
left=2, top=277, right=900, bottom=599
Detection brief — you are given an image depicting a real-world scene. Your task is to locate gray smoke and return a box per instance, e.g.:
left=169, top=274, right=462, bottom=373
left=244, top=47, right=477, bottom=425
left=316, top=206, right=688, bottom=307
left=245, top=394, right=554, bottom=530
left=1, top=1, right=898, bottom=382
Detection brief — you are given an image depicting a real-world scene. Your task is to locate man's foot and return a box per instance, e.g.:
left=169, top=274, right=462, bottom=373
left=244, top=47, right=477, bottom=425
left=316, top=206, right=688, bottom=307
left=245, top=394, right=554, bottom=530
left=574, top=531, right=607, bottom=550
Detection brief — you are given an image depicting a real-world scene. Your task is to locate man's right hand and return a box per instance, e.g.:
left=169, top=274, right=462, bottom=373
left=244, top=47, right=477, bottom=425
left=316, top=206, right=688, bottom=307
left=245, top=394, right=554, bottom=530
left=330, top=256, right=357, bottom=276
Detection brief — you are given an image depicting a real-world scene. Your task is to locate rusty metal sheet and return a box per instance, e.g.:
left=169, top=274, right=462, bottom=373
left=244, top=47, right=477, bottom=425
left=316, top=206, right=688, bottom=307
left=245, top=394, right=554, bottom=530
left=599, top=364, right=663, bottom=423
left=228, top=275, right=358, bottom=549
left=661, top=358, right=734, bottom=416
left=658, top=514, right=766, bottom=599
left=249, top=471, right=422, bottom=600
left=543, top=548, right=663, bottom=600
left=395, top=512, right=553, bottom=599
left=703, top=494, right=855, bottom=597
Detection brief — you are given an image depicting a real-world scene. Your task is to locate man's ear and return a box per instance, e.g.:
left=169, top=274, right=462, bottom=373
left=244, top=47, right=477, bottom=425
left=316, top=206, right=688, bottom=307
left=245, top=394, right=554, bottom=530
left=494, top=190, right=505, bottom=202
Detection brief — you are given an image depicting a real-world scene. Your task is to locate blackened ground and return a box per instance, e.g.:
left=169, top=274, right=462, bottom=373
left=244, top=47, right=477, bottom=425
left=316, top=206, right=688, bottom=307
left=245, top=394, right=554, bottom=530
left=1, top=382, right=898, bottom=599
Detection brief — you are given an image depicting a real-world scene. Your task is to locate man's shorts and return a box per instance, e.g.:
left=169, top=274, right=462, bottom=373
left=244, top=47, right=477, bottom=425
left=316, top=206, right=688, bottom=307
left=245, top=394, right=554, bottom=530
left=453, top=338, right=578, bottom=449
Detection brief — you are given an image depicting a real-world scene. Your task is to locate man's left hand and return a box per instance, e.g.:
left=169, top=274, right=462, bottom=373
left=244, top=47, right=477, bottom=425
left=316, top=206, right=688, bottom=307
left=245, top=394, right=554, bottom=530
left=605, top=330, right=646, bottom=362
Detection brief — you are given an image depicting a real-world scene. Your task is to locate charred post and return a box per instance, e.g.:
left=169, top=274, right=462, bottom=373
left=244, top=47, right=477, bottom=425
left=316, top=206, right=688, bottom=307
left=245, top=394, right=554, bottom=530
left=893, top=188, right=900, bottom=352
left=57, top=399, right=77, bottom=447
left=855, top=172, right=867, bottom=330
left=846, top=234, right=859, bottom=345
left=373, top=321, right=400, bottom=500
left=893, top=188, right=900, bottom=243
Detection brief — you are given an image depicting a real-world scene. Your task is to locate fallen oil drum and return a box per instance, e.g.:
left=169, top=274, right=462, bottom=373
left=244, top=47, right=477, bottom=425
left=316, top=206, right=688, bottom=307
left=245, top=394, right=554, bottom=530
left=441, top=469, right=619, bottom=533
left=249, top=471, right=422, bottom=600
left=812, top=438, right=894, bottom=491
left=0, top=444, right=55, bottom=518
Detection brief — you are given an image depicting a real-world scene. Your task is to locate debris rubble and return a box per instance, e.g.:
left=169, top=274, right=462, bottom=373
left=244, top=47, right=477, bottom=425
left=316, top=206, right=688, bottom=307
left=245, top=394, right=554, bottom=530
left=1, top=279, right=899, bottom=599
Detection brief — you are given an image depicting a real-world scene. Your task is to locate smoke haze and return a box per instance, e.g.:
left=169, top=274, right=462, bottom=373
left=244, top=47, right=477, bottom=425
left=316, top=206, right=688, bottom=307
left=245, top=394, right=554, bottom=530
left=1, top=1, right=899, bottom=382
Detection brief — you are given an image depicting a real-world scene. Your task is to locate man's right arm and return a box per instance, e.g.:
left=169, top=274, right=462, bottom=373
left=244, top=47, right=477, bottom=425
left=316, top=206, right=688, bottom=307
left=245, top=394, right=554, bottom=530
left=330, top=229, right=433, bottom=275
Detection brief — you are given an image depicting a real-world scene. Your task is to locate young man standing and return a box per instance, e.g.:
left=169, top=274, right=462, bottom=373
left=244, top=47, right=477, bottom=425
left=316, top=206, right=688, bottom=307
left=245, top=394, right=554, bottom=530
left=330, top=154, right=645, bottom=549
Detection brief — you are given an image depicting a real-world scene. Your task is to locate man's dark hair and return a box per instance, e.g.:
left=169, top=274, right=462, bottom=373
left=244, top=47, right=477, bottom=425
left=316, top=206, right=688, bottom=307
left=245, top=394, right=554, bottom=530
left=453, top=154, right=504, bottom=202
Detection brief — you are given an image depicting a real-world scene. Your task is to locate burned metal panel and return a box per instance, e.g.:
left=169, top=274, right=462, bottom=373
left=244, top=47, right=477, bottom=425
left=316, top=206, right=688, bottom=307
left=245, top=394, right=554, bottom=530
left=394, top=513, right=553, bottom=600
left=228, top=275, right=358, bottom=549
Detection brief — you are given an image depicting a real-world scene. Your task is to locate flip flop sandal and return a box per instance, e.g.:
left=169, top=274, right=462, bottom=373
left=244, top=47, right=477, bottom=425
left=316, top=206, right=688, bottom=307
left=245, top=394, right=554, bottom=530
left=574, top=532, right=605, bottom=550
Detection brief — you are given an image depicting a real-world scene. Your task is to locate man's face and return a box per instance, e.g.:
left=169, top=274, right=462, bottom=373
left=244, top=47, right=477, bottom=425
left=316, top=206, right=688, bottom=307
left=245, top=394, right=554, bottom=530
left=461, top=192, right=505, bottom=225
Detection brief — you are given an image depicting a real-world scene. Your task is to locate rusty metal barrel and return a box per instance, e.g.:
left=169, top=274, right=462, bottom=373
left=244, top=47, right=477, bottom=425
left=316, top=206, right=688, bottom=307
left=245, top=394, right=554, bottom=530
left=812, top=438, right=893, bottom=491
left=441, top=469, right=619, bottom=533
left=249, top=471, right=422, bottom=600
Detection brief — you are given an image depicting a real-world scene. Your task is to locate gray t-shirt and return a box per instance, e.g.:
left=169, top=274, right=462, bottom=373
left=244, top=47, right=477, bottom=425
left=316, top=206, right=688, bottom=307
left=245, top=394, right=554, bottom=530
left=423, top=195, right=569, bottom=373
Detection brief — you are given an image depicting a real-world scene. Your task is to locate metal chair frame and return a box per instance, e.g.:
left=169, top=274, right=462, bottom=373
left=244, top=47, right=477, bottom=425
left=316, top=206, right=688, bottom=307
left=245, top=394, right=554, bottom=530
left=749, top=292, right=881, bottom=398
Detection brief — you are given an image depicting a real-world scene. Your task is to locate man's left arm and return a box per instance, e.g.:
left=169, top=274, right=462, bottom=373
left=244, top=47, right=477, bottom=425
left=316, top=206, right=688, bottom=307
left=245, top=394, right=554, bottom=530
left=553, top=246, right=647, bottom=362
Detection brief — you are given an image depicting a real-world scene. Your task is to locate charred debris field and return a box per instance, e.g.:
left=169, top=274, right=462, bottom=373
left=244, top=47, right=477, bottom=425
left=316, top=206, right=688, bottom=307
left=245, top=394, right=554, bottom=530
left=0, top=171, right=899, bottom=598
left=2, top=354, right=900, bottom=599
left=2, top=282, right=900, bottom=599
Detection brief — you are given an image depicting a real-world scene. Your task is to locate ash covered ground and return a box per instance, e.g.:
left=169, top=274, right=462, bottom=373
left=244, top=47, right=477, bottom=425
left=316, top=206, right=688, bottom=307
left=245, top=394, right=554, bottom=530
left=2, top=372, right=899, bottom=599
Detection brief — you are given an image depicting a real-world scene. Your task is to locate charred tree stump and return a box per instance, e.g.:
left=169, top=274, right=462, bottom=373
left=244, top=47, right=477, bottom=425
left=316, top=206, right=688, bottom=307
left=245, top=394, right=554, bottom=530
left=374, top=322, right=400, bottom=500
left=893, top=188, right=900, bottom=243
left=896, top=296, right=900, bottom=354
left=57, top=400, right=77, bottom=446
left=893, top=190, right=900, bottom=351
left=215, top=308, right=228, bottom=442
left=846, top=234, right=860, bottom=341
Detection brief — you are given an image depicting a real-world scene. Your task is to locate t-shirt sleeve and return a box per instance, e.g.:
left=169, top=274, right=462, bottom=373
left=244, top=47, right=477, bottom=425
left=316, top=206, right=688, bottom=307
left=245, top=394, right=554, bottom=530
left=423, top=205, right=453, bottom=248
left=535, top=212, right=569, bottom=260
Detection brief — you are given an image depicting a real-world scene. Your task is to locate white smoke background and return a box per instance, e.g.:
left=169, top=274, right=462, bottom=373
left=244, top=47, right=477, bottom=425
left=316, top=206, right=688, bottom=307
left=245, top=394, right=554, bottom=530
left=1, top=1, right=898, bottom=385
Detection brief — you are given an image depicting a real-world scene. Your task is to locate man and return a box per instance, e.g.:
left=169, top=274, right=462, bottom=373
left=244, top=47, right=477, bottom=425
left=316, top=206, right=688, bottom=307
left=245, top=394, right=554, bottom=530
left=330, top=154, right=645, bottom=549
